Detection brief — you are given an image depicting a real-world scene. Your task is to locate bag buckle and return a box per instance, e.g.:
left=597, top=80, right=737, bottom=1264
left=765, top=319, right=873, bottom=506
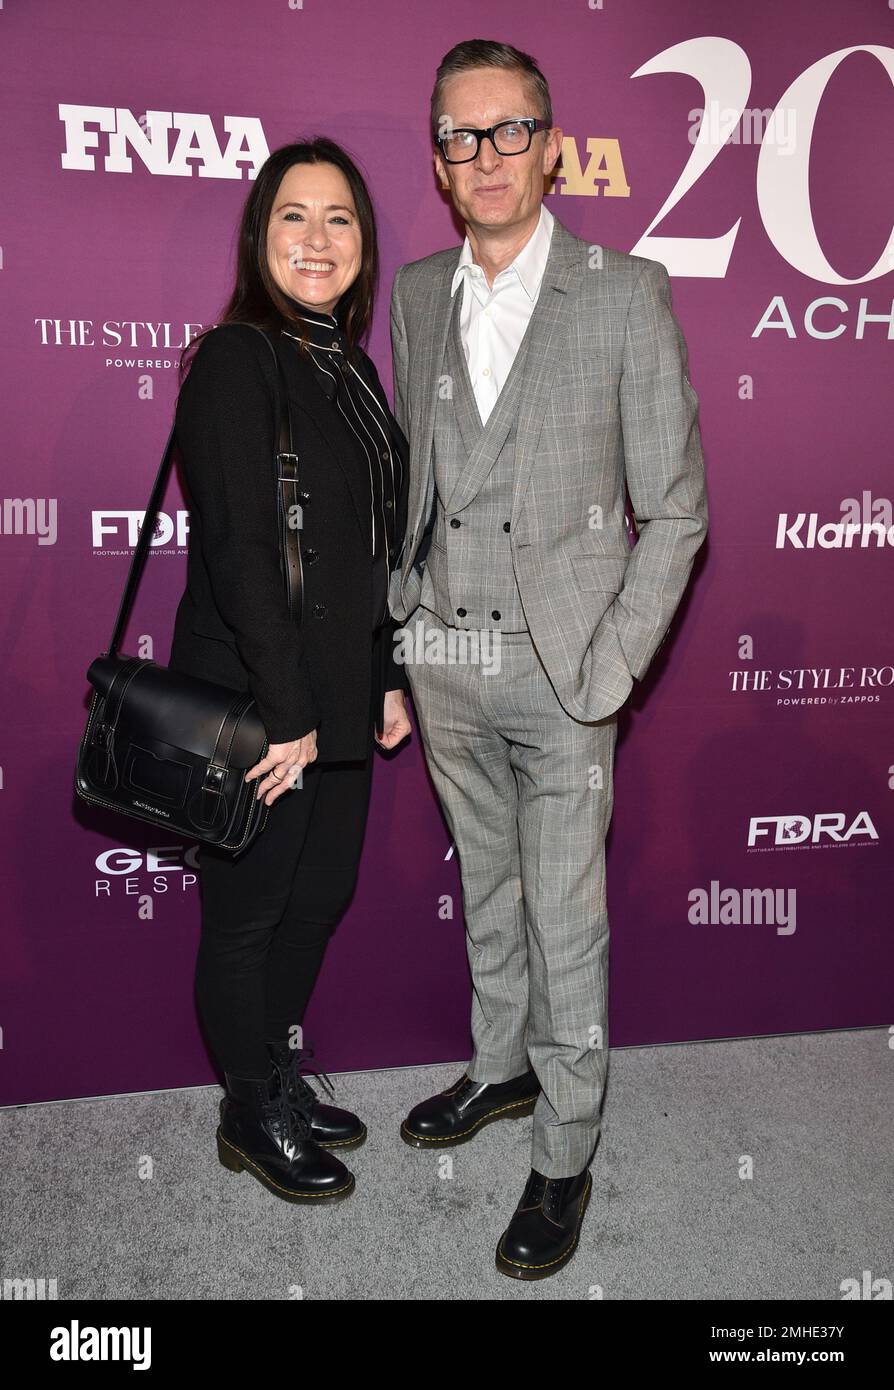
left=202, top=762, right=228, bottom=793
left=277, top=451, right=300, bottom=482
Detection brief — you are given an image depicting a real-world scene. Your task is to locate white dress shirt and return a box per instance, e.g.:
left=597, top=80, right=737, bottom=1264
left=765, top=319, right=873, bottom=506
left=450, top=202, right=555, bottom=425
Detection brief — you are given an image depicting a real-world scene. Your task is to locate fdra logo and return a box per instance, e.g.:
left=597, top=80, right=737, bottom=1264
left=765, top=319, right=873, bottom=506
left=747, top=811, right=878, bottom=849
left=92, top=509, right=189, bottom=551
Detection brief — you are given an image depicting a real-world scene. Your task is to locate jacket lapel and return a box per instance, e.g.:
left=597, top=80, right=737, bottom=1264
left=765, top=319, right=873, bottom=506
left=405, top=253, right=460, bottom=551
left=350, top=349, right=410, bottom=557
left=508, top=219, right=586, bottom=526
left=409, top=220, right=588, bottom=530
left=444, top=289, right=483, bottom=459
left=443, top=290, right=531, bottom=516
left=275, top=336, right=370, bottom=544
left=399, top=215, right=590, bottom=580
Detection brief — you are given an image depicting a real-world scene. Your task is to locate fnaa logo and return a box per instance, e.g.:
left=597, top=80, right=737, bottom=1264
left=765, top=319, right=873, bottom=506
left=747, top=812, right=878, bottom=848
left=59, top=105, right=269, bottom=178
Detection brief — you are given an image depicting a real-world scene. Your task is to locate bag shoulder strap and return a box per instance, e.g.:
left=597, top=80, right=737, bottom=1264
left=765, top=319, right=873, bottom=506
left=107, top=323, right=301, bottom=657
left=244, top=325, right=303, bottom=624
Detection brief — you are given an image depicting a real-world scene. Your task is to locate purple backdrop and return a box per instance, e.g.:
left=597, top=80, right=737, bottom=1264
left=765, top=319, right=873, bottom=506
left=1, top=0, right=891, bottom=1105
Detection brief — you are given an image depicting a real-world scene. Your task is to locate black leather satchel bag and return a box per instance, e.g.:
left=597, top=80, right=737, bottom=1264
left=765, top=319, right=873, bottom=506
left=75, top=325, right=304, bottom=856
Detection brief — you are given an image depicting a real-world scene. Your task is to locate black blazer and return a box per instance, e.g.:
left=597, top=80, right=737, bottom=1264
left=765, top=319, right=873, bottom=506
left=169, top=322, right=409, bottom=762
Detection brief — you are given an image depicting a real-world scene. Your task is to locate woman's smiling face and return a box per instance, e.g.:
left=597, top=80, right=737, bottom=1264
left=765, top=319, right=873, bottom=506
left=266, top=161, right=362, bottom=315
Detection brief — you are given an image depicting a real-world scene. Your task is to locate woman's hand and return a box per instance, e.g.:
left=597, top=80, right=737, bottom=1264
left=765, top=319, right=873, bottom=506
left=245, top=731, right=318, bottom=805
left=376, top=689, right=411, bottom=751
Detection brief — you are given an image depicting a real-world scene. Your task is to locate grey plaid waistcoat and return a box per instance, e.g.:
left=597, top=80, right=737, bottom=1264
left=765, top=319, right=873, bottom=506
left=419, top=285, right=533, bottom=632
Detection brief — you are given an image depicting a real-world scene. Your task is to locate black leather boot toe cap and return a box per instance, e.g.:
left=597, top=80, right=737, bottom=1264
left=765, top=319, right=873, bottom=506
left=312, top=1101, right=367, bottom=1149
left=496, top=1168, right=592, bottom=1280
left=401, top=1070, right=540, bottom=1147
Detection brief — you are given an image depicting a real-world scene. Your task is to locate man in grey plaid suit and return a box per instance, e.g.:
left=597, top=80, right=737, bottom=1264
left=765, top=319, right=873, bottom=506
left=389, top=39, right=707, bottom=1280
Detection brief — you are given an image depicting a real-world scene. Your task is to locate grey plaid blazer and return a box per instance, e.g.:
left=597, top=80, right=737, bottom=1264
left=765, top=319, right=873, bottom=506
left=388, top=214, right=708, bottom=720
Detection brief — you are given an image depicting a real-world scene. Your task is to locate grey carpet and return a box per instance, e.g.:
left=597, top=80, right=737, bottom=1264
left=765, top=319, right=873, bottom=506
left=1, top=1029, right=890, bottom=1300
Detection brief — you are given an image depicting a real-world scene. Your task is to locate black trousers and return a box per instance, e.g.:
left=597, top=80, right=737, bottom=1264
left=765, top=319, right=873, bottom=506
left=194, top=699, right=376, bottom=1079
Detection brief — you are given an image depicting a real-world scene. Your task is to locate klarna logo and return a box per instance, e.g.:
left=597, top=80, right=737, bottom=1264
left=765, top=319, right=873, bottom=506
left=59, top=104, right=268, bottom=178
left=776, top=493, right=894, bottom=549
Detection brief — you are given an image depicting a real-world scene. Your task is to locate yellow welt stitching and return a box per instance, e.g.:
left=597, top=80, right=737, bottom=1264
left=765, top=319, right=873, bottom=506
left=498, top=1230, right=581, bottom=1271
left=318, top=1130, right=366, bottom=1148
left=402, top=1095, right=535, bottom=1142
left=497, top=1174, right=592, bottom=1271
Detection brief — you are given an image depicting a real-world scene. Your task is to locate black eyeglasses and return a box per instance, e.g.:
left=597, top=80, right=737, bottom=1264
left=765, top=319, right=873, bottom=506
left=436, top=117, right=550, bottom=164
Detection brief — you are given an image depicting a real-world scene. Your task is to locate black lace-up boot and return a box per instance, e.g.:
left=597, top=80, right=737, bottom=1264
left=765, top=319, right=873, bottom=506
left=400, top=1069, right=540, bottom=1147
left=267, top=1041, right=366, bottom=1149
left=496, top=1167, right=592, bottom=1279
left=217, top=1065, right=354, bottom=1202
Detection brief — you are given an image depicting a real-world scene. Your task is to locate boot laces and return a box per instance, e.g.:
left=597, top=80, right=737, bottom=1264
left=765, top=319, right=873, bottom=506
left=285, top=1046, right=336, bottom=1111
left=263, top=1070, right=311, bottom=1147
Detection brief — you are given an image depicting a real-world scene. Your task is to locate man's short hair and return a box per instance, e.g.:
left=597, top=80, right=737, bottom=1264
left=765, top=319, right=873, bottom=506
left=430, top=38, right=553, bottom=144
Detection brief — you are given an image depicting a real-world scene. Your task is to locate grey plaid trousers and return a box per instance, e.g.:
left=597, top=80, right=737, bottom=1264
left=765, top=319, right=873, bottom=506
left=405, top=611, right=617, bottom=1177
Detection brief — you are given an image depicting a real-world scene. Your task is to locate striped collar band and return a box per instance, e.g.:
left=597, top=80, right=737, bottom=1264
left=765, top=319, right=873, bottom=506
left=282, top=301, right=345, bottom=353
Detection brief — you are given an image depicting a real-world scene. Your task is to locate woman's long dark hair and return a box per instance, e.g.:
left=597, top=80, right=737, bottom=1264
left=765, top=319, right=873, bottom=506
left=179, top=137, right=378, bottom=378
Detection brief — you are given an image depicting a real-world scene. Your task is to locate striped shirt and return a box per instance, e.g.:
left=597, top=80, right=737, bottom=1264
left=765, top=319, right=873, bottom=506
left=281, top=303, right=401, bottom=628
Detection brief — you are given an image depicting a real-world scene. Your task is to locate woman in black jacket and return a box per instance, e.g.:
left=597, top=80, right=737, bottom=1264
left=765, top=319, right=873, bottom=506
left=169, top=138, right=411, bottom=1205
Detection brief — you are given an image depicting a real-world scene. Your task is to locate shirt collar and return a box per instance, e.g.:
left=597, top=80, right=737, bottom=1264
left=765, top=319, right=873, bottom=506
left=281, top=297, right=346, bottom=353
left=450, top=202, right=554, bottom=301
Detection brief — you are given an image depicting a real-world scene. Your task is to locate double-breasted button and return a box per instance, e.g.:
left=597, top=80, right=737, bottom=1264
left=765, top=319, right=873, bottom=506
left=456, top=607, right=467, bottom=617
left=491, top=611, right=501, bottom=620
left=381, top=448, right=389, bottom=461
left=384, top=498, right=393, bottom=510
left=313, top=602, right=327, bottom=619
left=450, top=518, right=461, bottom=528
left=503, top=522, right=510, bottom=532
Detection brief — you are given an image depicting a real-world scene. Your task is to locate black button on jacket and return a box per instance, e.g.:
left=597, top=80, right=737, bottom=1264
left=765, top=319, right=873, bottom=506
left=169, top=319, right=409, bottom=762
